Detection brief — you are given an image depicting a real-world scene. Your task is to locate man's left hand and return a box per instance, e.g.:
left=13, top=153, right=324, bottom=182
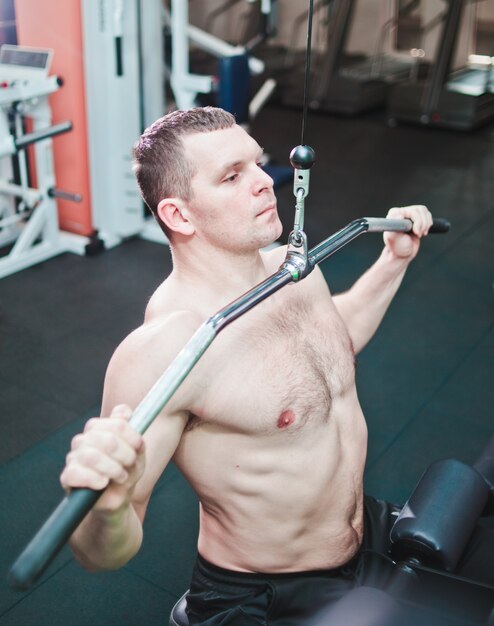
left=383, top=204, right=433, bottom=261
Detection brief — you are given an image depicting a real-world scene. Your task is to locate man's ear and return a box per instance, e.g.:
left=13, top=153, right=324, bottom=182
left=157, top=198, right=195, bottom=236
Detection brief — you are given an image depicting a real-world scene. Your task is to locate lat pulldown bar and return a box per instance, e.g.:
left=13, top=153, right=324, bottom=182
left=8, top=215, right=450, bottom=591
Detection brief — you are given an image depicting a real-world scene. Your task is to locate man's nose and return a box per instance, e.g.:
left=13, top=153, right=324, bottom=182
left=254, top=166, right=274, bottom=195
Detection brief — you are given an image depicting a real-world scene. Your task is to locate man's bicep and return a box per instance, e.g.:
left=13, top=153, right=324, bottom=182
left=101, top=312, right=202, bottom=417
left=101, top=360, right=187, bottom=520
left=99, top=316, right=202, bottom=521
left=131, top=408, right=190, bottom=522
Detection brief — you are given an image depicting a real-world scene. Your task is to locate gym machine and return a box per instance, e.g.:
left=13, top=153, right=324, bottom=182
left=81, top=0, right=165, bottom=247
left=0, top=44, right=86, bottom=279
left=14, top=0, right=166, bottom=251
left=387, top=0, right=494, bottom=131
left=280, top=0, right=426, bottom=116
left=166, top=0, right=273, bottom=115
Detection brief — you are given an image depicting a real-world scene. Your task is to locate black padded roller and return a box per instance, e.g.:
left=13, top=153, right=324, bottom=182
left=390, top=459, right=489, bottom=571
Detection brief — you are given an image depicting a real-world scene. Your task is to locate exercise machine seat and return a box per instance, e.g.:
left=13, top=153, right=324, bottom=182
left=390, top=458, right=489, bottom=571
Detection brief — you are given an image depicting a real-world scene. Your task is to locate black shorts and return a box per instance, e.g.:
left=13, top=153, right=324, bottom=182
left=186, top=496, right=400, bottom=625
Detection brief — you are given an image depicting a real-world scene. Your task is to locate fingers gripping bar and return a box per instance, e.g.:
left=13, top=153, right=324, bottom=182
left=307, top=217, right=449, bottom=270
left=366, top=217, right=450, bottom=234
left=8, top=216, right=450, bottom=591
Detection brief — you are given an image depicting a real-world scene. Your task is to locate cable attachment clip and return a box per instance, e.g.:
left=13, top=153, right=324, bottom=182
left=289, top=145, right=316, bottom=246
left=284, top=144, right=316, bottom=281
left=284, top=229, right=311, bottom=282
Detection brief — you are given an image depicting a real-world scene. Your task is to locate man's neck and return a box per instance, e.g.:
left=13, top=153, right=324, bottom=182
left=170, top=241, right=269, bottom=306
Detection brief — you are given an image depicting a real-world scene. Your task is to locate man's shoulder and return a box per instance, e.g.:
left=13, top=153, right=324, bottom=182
left=117, top=310, right=204, bottom=365
left=107, top=310, right=203, bottom=385
left=102, top=309, right=205, bottom=412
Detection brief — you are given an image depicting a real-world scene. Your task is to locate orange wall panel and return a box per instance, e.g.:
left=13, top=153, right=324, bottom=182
left=14, top=0, right=94, bottom=235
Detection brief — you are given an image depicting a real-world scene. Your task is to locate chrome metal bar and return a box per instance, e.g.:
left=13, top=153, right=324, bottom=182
left=130, top=323, right=216, bottom=434
left=210, top=267, right=293, bottom=330
left=308, top=218, right=370, bottom=267
left=133, top=267, right=294, bottom=433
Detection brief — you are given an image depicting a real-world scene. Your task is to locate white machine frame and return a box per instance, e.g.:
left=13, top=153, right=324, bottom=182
left=0, top=44, right=88, bottom=280
left=81, top=0, right=165, bottom=248
left=166, top=0, right=275, bottom=116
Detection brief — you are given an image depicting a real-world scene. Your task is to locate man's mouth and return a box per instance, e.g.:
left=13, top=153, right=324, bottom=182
left=257, top=203, right=276, bottom=217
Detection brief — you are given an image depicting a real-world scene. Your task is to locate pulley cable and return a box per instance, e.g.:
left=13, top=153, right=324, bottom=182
left=300, top=0, right=315, bottom=148
left=288, top=0, right=316, bottom=269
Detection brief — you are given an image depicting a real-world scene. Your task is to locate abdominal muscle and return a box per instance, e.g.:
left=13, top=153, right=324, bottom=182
left=174, top=394, right=368, bottom=574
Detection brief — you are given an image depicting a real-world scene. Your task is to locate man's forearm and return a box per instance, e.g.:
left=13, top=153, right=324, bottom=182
left=69, top=503, right=143, bottom=571
left=333, top=247, right=411, bottom=353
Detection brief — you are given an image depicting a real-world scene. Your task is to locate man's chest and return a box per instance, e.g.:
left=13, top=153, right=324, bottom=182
left=188, top=290, right=355, bottom=434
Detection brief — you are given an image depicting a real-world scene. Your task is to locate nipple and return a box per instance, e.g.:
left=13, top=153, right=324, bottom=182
left=277, top=410, right=295, bottom=429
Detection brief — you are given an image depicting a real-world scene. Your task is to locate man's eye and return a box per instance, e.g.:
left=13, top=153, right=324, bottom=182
left=224, top=173, right=238, bottom=183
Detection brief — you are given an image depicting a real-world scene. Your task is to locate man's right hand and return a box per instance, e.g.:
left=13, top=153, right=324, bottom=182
left=60, top=405, right=145, bottom=514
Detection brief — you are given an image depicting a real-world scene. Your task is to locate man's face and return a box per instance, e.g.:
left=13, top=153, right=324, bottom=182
left=182, top=125, right=283, bottom=253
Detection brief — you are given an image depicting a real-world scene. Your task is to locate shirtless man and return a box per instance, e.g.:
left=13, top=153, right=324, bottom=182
left=60, top=107, right=433, bottom=624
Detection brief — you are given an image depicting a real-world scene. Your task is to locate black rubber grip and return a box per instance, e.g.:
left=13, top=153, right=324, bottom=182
left=9, top=487, right=103, bottom=591
left=429, top=218, right=451, bottom=234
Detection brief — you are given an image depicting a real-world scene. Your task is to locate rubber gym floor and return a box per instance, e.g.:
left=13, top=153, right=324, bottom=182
left=1, top=105, right=493, bottom=625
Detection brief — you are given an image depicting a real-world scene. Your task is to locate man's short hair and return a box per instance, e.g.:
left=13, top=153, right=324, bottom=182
left=133, top=107, right=236, bottom=239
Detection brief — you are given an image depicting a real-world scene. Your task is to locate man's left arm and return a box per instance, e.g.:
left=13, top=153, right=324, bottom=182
left=332, top=205, right=432, bottom=354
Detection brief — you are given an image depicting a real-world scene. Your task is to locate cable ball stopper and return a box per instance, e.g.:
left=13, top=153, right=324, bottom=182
left=290, top=145, right=316, bottom=170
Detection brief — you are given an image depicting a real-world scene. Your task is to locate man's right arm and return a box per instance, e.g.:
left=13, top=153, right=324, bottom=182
left=60, top=313, right=202, bottom=571
left=60, top=403, right=147, bottom=570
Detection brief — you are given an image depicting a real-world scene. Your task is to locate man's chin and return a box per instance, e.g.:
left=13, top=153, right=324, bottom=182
left=273, top=220, right=284, bottom=243
left=259, top=232, right=283, bottom=251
